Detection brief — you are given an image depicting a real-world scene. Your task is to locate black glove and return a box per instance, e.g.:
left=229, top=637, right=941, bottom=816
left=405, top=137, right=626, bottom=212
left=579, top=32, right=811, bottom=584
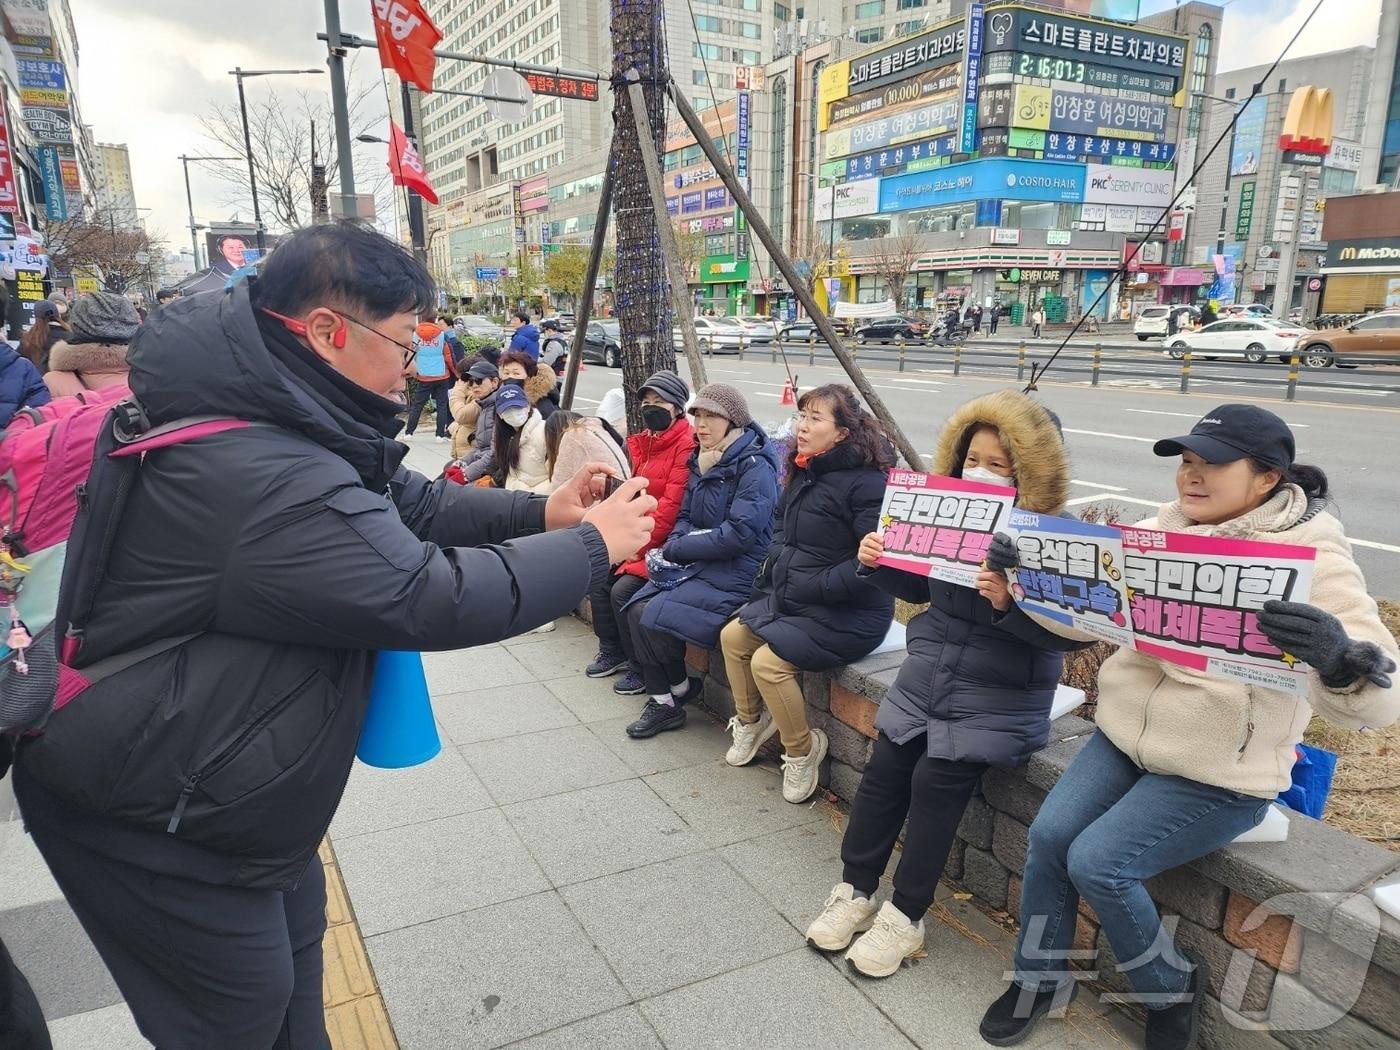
left=1258, top=600, right=1396, bottom=689
left=984, top=532, right=1020, bottom=573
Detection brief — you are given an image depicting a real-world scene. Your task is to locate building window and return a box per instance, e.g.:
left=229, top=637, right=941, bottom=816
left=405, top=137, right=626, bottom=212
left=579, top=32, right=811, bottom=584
left=1186, top=23, right=1211, bottom=137
left=770, top=76, right=787, bottom=252
left=855, top=26, right=883, bottom=42
left=693, top=69, right=709, bottom=86
left=775, top=2, right=791, bottom=20
left=895, top=20, right=923, bottom=35
left=694, top=42, right=722, bottom=60
left=739, top=21, right=761, bottom=38
left=896, top=0, right=926, bottom=8
left=694, top=13, right=721, bottom=31
left=855, top=0, right=884, bottom=17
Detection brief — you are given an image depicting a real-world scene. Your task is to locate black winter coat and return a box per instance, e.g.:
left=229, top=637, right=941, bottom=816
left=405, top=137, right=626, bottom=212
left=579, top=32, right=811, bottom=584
left=15, top=284, right=610, bottom=890
left=739, top=441, right=893, bottom=670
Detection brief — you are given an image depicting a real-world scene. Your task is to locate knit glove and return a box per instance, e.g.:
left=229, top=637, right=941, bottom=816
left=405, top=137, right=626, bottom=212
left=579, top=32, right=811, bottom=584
left=1258, top=600, right=1396, bottom=689
left=984, top=532, right=1020, bottom=573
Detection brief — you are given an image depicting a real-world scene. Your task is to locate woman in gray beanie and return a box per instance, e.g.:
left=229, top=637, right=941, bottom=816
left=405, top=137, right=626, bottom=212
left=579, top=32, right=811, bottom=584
left=41, top=292, right=140, bottom=397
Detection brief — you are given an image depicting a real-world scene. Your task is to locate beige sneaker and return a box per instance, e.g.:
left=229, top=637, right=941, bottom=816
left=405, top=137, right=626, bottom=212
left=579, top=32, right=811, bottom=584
left=846, top=901, right=925, bottom=978
left=725, top=710, right=777, bottom=766
left=780, top=727, right=828, bottom=804
left=805, top=882, right=878, bottom=952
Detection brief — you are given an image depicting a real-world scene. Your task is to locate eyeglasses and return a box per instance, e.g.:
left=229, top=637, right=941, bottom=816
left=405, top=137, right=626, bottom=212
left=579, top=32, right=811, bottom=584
left=261, top=308, right=416, bottom=366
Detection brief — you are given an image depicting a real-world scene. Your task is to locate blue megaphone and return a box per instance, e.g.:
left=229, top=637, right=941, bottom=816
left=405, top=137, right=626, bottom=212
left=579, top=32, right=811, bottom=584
left=356, top=650, right=442, bottom=769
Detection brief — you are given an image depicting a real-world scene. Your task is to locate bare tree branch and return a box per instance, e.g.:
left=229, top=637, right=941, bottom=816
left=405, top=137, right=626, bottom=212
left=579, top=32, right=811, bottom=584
left=867, top=232, right=924, bottom=312
left=44, top=199, right=166, bottom=291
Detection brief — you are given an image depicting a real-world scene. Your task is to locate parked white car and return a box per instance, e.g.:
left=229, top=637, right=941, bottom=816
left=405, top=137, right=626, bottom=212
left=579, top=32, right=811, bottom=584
left=1163, top=318, right=1307, bottom=362
left=673, top=315, right=771, bottom=353
left=1134, top=305, right=1198, bottom=340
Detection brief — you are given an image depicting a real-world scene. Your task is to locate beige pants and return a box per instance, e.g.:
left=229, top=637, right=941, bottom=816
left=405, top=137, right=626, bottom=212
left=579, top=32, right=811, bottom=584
left=719, top=618, right=812, bottom=756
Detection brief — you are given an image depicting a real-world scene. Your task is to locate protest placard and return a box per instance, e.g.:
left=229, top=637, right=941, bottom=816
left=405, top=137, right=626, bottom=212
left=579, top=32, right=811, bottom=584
left=877, top=470, right=1016, bottom=588
left=1119, top=527, right=1316, bottom=694
left=1005, top=510, right=1135, bottom=647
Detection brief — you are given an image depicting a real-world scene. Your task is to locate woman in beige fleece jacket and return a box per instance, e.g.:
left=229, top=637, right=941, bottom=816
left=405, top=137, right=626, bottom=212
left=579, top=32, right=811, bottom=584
left=980, top=403, right=1398, bottom=1050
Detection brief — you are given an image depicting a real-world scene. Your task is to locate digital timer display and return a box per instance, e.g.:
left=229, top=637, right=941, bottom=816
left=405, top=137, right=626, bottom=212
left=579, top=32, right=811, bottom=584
left=1017, top=53, right=1086, bottom=84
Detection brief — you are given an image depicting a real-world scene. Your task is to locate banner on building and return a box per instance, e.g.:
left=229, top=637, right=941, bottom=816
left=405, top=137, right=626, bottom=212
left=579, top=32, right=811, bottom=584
left=876, top=470, right=1016, bottom=589
left=828, top=63, right=961, bottom=128
left=736, top=92, right=750, bottom=189
left=959, top=4, right=985, bottom=154
left=0, top=107, right=20, bottom=214
left=36, top=145, right=66, bottom=220
left=17, top=58, right=64, bottom=91
left=1235, top=181, right=1255, bottom=239
left=848, top=23, right=967, bottom=94
left=981, top=7, right=1186, bottom=82
left=1, top=0, right=53, bottom=37
left=23, top=105, right=72, bottom=144
left=1083, top=163, right=1175, bottom=209
left=1229, top=96, right=1267, bottom=176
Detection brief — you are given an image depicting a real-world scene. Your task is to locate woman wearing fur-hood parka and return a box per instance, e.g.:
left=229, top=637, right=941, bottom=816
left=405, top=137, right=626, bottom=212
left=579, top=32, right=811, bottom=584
left=803, top=390, right=1090, bottom=982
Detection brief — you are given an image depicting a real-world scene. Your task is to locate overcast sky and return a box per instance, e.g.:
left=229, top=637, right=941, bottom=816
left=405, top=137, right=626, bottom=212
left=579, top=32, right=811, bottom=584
left=68, top=0, right=1381, bottom=258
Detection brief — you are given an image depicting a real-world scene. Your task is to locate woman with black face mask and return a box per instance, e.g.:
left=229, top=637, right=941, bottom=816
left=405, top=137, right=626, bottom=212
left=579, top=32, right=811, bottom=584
left=584, top=371, right=697, bottom=694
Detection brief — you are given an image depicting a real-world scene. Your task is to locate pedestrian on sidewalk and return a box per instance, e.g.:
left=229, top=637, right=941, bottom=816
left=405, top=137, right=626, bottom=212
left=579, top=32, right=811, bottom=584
left=972, top=303, right=983, bottom=334
left=11, top=222, right=656, bottom=1050
left=1030, top=304, right=1045, bottom=339
left=804, top=391, right=1086, bottom=979
left=623, top=383, right=779, bottom=739
left=980, top=404, right=1399, bottom=1050
left=988, top=302, right=1001, bottom=335
left=588, top=371, right=695, bottom=690
left=721, top=385, right=895, bottom=803
left=405, top=314, right=453, bottom=440
left=41, top=291, right=139, bottom=397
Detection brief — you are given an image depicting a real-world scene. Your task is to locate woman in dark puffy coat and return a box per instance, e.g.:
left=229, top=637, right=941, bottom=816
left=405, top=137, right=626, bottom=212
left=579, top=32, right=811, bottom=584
left=721, top=385, right=895, bottom=804
left=622, top=383, right=779, bottom=740
left=803, top=390, right=1088, bottom=980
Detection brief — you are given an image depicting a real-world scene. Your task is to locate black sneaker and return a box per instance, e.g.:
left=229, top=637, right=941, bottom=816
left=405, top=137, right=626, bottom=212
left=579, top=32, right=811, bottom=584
left=626, top=699, right=686, bottom=738
left=613, top=670, right=646, bottom=696
left=586, top=651, right=629, bottom=678
left=978, top=980, right=1078, bottom=1046
left=1145, top=951, right=1210, bottom=1050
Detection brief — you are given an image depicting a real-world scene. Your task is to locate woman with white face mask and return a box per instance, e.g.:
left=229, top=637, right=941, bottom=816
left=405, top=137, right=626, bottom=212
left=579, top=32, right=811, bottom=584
left=487, top=383, right=551, bottom=492
left=804, top=390, right=1090, bottom=981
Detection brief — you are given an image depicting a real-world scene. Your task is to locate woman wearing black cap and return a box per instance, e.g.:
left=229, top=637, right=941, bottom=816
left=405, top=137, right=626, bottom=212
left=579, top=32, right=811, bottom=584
left=980, top=403, right=1399, bottom=1050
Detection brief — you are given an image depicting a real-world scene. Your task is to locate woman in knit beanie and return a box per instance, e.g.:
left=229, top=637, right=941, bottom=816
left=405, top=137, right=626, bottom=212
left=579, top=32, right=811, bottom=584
left=42, top=292, right=140, bottom=397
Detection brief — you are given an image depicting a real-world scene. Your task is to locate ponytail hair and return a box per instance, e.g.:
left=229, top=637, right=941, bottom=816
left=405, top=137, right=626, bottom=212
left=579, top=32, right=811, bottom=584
left=1252, top=459, right=1329, bottom=502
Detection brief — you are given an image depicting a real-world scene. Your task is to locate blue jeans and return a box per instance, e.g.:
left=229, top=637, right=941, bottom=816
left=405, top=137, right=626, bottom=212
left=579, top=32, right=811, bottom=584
left=1013, top=731, right=1268, bottom=1005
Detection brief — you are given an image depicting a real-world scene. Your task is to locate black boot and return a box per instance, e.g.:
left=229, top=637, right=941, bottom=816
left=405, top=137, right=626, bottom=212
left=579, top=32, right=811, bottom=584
left=1145, top=951, right=1210, bottom=1050
left=978, top=980, right=1078, bottom=1046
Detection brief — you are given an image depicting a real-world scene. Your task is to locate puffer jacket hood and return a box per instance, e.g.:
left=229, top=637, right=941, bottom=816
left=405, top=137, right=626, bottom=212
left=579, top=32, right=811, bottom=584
left=523, top=361, right=557, bottom=407
left=1092, top=484, right=1400, bottom=797
left=931, top=390, right=1068, bottom=514
left=127, top=283, right=407, bottom=491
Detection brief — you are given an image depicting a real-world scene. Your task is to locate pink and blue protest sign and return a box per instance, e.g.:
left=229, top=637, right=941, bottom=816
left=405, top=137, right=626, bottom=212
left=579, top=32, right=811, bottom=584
left=876, top=470, right=1016, bottom=588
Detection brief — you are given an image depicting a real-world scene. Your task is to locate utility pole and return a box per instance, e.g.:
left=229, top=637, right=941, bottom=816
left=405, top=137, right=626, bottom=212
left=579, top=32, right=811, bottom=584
left=180, top=154, right=241, bottom=267
left=323, top=0, right=358, bottom=220
left=232, top=69, right=265, bottom=252
left=401, top=83, right=428, bottom=267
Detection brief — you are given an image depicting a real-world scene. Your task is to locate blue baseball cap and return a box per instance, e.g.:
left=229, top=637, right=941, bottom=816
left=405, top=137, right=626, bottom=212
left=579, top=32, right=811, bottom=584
left=495, top=384, right=530, bottom=415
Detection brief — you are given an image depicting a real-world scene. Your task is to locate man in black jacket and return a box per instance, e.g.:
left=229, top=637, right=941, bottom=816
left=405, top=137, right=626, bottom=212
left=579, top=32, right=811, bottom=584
left=13, top=222, right=654, bottom=1049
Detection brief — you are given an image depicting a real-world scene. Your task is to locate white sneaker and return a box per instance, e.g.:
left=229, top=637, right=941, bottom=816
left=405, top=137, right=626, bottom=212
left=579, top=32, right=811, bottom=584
left=525, top=620, right=557, bottom=634
left=725, top=711, right=777, bottom=766
left=845, top=901, right=925, bottom=978
left=780, top=727, right=827, bottom=804
left=805, top=883, right=878, bottom=952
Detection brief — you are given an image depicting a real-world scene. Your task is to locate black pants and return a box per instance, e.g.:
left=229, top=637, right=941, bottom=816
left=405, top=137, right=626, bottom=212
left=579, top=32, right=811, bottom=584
left=23, top=823, right=330, bottom=1050
left=406, top=378, right=451, bottom=436
left=589, top=572, right=646, bottom=661
left=0, top=937, right=50, bottom=1050
left=624, top=595, right=688, bottom=695
left=841, top=731, right=988, bottom=924
left=989, top=318, right=999, bottom=334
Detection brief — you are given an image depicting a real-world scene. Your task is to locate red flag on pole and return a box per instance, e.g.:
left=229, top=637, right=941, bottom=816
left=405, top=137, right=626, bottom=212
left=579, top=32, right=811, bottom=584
left=387, top=121, right=439, bottom=204
left=371, top=0, right=442, bottom=93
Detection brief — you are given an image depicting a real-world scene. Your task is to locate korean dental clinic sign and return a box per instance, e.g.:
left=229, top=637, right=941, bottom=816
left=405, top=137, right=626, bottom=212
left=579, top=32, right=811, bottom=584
left=878, top=158, right=1085, bottom=213
left=1082, top=164, right=1174, bottom=210
left=814, top=178, right=882, bottom=221
left=981, top=5, right=1186, bottom=83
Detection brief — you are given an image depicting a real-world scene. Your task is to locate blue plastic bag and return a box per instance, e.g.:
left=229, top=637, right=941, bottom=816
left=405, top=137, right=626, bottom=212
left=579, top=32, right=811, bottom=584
left=1275, top=743, right=1338, bottom=819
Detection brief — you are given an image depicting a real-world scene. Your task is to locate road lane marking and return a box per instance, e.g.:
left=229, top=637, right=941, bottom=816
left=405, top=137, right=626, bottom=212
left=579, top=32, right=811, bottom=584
left=1127, top=408, right=1310, bottom=427
left=1352, top=538, right=1400, bottom=554
left=1071, top=480, right=1127, bottom=491
left=1063, top=428, right=1155, bottom=443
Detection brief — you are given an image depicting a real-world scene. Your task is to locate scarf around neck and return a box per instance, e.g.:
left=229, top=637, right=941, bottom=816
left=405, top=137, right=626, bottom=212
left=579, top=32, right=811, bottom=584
left=697, top=426, right=743, bottom=475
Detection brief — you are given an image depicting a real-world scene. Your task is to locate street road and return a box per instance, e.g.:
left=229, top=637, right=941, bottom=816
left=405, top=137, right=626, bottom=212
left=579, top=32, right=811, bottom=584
left=564, top=343, right=1400, bottom=597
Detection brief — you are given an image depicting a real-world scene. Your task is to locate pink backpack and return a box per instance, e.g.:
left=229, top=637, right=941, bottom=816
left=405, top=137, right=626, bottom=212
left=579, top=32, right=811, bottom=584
left=0, top=390, right=249, bottom=734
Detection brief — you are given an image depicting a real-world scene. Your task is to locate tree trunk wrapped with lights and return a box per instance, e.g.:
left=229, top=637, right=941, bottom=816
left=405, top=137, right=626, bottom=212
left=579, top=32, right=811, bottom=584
left=610, top=0, right=677, bottom=432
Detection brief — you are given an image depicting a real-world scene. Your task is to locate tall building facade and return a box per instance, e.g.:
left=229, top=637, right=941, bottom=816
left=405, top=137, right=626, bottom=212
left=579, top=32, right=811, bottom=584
left=1186, top=46, right=1374, bottom=311
left=1365, top=0, right=1399, bottom=186
left=92, top=142, right=138, bottom=226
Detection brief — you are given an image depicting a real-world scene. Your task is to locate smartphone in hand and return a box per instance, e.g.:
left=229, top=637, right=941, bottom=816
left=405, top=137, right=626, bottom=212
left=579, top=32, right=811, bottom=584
left=603, top=474, right=624, bottom=499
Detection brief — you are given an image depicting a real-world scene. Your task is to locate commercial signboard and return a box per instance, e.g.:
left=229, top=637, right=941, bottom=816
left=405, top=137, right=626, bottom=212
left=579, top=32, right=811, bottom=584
left=878, top=157, right=1085, bottom=213
left=0, top=107, right=19, bottom=214
left=518, top=175, right=549, bottom=213
left=701, top=255, right=750, bottom=284
left=1, top=0, right=53, bottom=37
left=981, top=6, right=1186, bottom=81
left=1046, top=88, right=1171, bottom=142
left=1235, top=181, right=1256, bottom=239
left=58, top=151, right=80, bottom=194
left=813, top=178, right=882, bottom=221
left=23, top=105, right=72, bottom=144
left=1324, top=237, right=1400, bottom=271
left=736, top=91, right=750, bottom=188
left=20, top=86, right=66, bottom=107
left=1082, top=163, right=1174, bottom=209
left=847, top=22, right=967, bottom=94
left=1012, top=128, right=1176, bottom=165
left=17, top=58, right=64, bottom=91
left=1002, top=52, right=1176, bottom=95
left=681, top=191, right=703, bottom=213
left=1325, top=139, right=1363, bottom=172
left=825, top=96, right=963, bottom=160
left=829, top=63, right=961, bottom=128
left=1229, top=96, right=1267, bottom=176
left=36, top=145, right=66, bottom=220
left=840, top=135, right=959, bottom=181
left=703, top=186, right=729, bottom=210
left=959, top=4, right=986, bottom=154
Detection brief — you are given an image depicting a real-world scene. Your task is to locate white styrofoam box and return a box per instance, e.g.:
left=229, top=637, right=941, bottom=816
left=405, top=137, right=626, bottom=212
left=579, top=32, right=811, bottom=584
left=1232, top=803, right=1291, bottom=844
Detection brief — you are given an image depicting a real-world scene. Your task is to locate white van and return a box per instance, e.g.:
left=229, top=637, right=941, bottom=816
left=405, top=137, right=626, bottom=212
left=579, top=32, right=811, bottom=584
left=1134, top=305, right=1196, bottom=341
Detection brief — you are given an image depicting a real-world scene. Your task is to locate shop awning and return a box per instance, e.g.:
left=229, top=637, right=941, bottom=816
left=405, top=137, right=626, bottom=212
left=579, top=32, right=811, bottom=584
left=1160, top=268, right=1207, bottom=286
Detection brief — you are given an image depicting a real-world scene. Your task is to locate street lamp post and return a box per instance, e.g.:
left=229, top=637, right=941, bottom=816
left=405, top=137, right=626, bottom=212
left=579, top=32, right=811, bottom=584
left=228, top=67, right=324, bottom=252
left=180, top=154, right=241, bottom=266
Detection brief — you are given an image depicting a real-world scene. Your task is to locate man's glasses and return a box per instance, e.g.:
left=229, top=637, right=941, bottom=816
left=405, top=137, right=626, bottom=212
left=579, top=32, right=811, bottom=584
left=261, top=308, right=417, bottom=366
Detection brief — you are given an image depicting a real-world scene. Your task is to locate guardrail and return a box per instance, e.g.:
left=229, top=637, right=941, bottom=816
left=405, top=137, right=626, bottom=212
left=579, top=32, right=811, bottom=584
left=690, top=332, right=1400, bottom=403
